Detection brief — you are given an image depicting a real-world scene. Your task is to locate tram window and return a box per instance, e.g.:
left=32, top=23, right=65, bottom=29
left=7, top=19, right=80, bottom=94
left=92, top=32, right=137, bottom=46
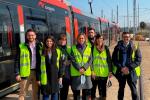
left=48, top=14, right=66, bottom=40
left=101, top=22, right=109, bottom=40
left=26, top=20, right=49, bottom=42
left=0, top=4, right=18, bottom=58
left=78, top=20, right=89, bottom=34
left=101, top=22, right=108, bottom=34
left=24, top=8, right=49, bottom=42
left=89, top=22, right=100, bottom=34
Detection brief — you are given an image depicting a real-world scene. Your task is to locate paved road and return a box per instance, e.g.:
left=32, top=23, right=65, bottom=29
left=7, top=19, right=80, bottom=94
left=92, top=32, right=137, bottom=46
left=1, top=41, right=150, bottom=100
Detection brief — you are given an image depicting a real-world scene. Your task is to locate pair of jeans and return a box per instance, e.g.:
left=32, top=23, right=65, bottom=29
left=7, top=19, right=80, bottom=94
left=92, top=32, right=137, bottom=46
left=43, top=93, right=58, bottom=100
left=116, top=73, right=139, bottom=100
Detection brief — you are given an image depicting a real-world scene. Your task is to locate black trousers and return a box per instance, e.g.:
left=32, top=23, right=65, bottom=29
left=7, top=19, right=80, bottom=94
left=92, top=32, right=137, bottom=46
left=91, top=77, right=107, bottom=99
left=116, top=73, right=139, bottom=100
left=72, top=89, right=91, bottom=100
left=60, top=78, right=71, bottom=100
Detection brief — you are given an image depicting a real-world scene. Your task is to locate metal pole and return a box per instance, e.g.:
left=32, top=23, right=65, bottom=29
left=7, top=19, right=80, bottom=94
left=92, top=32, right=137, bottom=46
left=89, top=2, right=93, bottom=14
left=133, top=0, right=136, bottom=39
left=139, top=66, right=144, bottom=100
left=149, top=32, right=150, bottom=45
left=101, top=9, right=103, bottom=18
left=112, top=9, right=114, bottom=22
left=138, top=4, right=139, bottom=32
left=130, top=20, right=131, bottom=30
left=117, top=5, right=118, bottom=24
left=117, top=5, right=120, bottom=41
left=124, top=16, right=126, bottom=32
left=127, top=0, right=129, bottom=32
left=134, top=1, right=144, bottom=99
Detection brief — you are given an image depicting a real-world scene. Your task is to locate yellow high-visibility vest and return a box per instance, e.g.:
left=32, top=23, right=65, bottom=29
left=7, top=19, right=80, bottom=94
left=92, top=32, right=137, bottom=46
left=92, top=47, right=109, bottom=77
left=19, top=43, right=30, bottom=77
left=40, top=48, right=61, bottom=85
left=71, top=45, right=91, bottom=76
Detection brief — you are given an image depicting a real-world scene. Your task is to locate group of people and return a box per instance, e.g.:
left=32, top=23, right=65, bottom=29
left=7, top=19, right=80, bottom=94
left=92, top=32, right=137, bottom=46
left=15, top=28, right=142, bottom=100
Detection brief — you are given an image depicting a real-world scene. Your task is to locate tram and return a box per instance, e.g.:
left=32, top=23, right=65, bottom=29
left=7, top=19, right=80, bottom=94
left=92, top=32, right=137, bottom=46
left=0, top=0, right=120, bottom=97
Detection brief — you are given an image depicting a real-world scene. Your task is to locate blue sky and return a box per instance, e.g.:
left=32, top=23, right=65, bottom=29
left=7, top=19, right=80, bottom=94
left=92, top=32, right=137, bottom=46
left=69, top=0, right=150, bottom=27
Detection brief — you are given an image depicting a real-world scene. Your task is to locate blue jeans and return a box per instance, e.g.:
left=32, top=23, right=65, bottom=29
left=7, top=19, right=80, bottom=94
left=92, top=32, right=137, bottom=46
left=43, top=93, right=58, bottom=100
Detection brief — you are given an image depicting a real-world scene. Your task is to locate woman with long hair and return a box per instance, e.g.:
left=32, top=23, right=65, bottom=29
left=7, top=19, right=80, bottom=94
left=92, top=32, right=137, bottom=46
left=37, top=35, right=63, bottom=100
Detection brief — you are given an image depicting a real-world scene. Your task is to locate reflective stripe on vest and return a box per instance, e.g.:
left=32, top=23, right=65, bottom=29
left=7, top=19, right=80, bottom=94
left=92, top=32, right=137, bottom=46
left=112, top=44, right=141, bottom=76
left=19, top=43, right=30, bottom=77
left=56, top=49, right=61, bottom=68
left=71, top=45, right=91, bottom=76
left=132, top=44, right=140, bottom=76
left=93, top=47, right=109, bottom=77
left=40, top=48, right=61, bottom=85
left=40, top=55, right=47, bottom=85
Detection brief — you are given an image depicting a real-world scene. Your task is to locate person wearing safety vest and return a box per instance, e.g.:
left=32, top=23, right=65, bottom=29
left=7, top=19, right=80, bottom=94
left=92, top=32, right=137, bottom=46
left=87, top=27, right=96, bottom=50
left=15, top=29, right=42, bottom=100
left=112, top=32, right=142, bottom=100
left=70, top=33, right=92, bottom=100
left=91, top=34, right=112, bottom=100
left=36, top=36, right=64, bottom=100
left=58, top=34, right=72, bottom=100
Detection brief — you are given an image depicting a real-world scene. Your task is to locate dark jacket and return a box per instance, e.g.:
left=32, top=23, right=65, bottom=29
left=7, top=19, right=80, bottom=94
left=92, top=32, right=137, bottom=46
left=88, top=37, right=95, bottom=51
left=14, top=41, right=42, bottom=79
left=37, top=48, right=63, bottom=95
left=112, top=40, right=142, bottom=79
left=58, top=45, right=71, bottom=79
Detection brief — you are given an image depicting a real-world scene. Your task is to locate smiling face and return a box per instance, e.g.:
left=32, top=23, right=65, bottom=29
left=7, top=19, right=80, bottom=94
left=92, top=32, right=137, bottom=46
left=26, top=31, right=36, bottom=43
left=59, top=37, right=67, bottom=46
left=88, top=29, right=95, bottom=38
left=122, top=33, right=130, bottom=44
left=96, top=36, right=104, bottom=46
left=77, top=34, right=86, bottom=45
left=46, top=38, right=54, bottom=49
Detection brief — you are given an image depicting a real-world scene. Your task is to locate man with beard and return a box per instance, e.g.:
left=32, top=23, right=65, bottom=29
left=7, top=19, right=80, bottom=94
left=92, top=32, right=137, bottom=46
left=87, top=28, right=96, bottom=50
